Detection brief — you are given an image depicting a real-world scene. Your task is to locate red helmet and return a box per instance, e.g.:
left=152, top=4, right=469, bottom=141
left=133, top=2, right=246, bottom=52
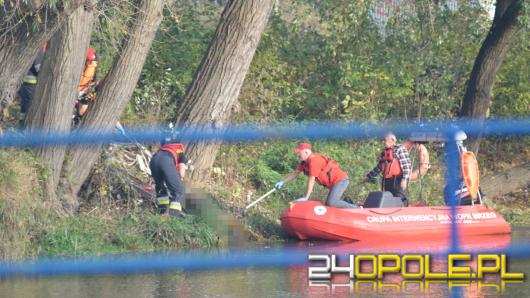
left=86, top=48, right=96, bottom=61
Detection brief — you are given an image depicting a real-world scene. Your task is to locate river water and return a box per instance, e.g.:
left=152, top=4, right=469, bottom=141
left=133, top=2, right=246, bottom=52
left=0, top=228, right=528, bottom=297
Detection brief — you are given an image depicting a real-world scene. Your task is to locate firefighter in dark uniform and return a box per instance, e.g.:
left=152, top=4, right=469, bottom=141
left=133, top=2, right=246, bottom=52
left=18, top=43, right=47, bottom=125
left=149, top=141, right=187, bottom=217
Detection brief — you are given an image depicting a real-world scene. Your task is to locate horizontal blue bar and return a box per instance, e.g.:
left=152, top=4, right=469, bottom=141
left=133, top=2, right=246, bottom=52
left=0, top=243, right=529, bottom=279
left=1, top=118, right=529, bottom=147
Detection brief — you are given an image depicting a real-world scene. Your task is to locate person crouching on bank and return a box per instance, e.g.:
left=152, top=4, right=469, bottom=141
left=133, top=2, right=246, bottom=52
left=149, top=141, right=187, bottom=217
left=275, top=143, right=359, bottom=208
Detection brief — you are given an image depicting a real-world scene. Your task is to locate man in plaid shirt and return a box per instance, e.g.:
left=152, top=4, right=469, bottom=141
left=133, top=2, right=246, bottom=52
left=364, top=133, right=411, bottom=206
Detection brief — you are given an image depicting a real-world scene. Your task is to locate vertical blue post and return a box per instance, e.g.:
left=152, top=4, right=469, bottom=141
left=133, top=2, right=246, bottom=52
left=444, top=131, right=461, bottom=253
left=444, top=130, right=462, bottom=298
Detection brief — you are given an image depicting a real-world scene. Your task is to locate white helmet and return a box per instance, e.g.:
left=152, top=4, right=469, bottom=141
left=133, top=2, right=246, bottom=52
left=454, top=130, right=467, bottom=142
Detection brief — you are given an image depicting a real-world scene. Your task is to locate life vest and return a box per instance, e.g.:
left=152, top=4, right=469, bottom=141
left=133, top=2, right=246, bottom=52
left=300, top=153, right=341, bottom=188
left=79, top=61, right=98, bottom=92
left=461, top=151, right=480, bottom=199
left=159, top=143, right=185, bottom=169
left=379, top=147, right=402, bottom=179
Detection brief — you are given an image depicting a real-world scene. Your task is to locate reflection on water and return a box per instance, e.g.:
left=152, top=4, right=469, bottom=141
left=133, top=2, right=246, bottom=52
left=0, top=228, right=528, bottom=297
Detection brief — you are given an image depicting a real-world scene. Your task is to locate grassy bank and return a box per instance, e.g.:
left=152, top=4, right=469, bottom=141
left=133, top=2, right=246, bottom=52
left=0, top=149, right=222, bottom=260
left=489, top=190, right=530, bottom=226
left=36, top=209, right=221, bottom=257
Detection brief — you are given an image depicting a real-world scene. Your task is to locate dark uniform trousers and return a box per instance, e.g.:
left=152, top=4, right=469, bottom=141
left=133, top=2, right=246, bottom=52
left=149, top=150, right=185, bottom=204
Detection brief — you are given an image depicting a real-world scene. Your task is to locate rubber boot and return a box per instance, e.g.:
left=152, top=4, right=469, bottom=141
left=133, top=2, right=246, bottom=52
left=169, top=201, right=186, bottom=218
left=18, top=112, right=25, bottom=128
left=155, top=196, right=169, bottom=214
left=73, top=113, right=82, bottom=127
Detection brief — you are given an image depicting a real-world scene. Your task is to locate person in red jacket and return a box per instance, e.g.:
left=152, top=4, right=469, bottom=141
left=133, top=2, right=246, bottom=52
left=275, top=143, right=359, bottom=208
left=149, top=140, right=187, bottom=217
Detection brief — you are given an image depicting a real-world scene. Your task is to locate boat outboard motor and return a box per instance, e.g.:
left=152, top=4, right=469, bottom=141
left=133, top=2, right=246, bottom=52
left=364, top=191, right=404, bottom=208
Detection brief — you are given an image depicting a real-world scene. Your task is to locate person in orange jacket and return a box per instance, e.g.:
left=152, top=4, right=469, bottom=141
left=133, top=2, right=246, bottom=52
left=77, top=47, right=98, bottom=118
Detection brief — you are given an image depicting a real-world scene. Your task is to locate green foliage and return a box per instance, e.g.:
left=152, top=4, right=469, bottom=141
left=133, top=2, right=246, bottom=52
left=122, top=0, right=528, bottom=125
left=492, top=30, right=530, bottom=117
left=518, top=0, right=530, bottom=28
left=90, top=0, right=137, bottom=76
left=235, top=1, right=495, bottom=122
left=124, top=3, right=220, bottom=124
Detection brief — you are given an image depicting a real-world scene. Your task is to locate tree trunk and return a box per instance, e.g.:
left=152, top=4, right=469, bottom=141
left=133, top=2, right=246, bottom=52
left=62, top=0, right=164, bottom=206
left=0, top=1, right=85, bottom=118
left=481, top=162, right=530, bottom=199
left=459, top=0, right=522, bottom=152
left=174, top=0, right=275, bottom=184
left=0, top=38, right=42, bottom=115
left=24, top=4, right=96, bottom=211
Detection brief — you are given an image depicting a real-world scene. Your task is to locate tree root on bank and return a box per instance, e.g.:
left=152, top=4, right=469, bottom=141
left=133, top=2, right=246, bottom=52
left=79, top=145, right=156, bottom=211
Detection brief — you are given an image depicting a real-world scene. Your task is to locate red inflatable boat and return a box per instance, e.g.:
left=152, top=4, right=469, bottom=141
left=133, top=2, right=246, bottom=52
left=280, top=201, right=510, bottom=241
